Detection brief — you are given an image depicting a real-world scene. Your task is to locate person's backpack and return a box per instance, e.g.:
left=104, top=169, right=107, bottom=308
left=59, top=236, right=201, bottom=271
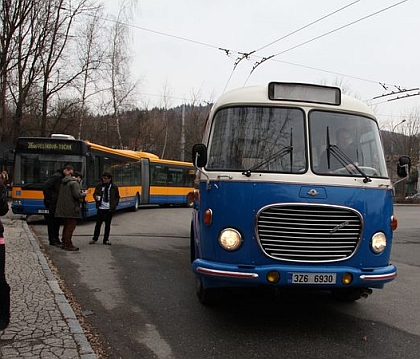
left=0, top=184, right=9, bottom=216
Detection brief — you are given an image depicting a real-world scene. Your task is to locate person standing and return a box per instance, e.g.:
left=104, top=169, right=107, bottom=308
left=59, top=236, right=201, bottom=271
left=0, top=176, right=10, bottom=331
left=55, top=171, right=87, bottom=251
left=43, top=165, right=74, bottom=246
left=89, top=172, right=120, bottom=245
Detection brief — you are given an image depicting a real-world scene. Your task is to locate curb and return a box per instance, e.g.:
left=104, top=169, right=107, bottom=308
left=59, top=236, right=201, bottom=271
left=23, top=221, right=98, bottom=359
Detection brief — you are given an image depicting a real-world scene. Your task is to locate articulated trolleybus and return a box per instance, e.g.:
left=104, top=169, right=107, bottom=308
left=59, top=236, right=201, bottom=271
left=12, top=135, right=195, bottom=218
left=191, top=82, right=407, bottom=304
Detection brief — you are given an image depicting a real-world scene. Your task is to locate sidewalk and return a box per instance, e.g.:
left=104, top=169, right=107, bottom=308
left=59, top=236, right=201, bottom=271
left=0, top=213, right=97, bottom=359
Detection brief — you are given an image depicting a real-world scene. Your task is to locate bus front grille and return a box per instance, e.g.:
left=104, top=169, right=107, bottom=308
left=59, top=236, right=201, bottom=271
left=256, top=204, right=362, bottom=262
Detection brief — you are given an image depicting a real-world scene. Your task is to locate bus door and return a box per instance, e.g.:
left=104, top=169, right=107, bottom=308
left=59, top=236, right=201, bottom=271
left=140, top=158, right=150, bottom=204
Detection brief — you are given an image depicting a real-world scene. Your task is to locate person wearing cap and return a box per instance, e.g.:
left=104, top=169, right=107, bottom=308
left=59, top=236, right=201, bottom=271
left=89, top=172, right=120, bottom=245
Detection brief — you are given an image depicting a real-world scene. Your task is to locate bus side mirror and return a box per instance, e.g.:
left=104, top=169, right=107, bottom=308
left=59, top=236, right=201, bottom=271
left=192, top=144, right=207, bottom=168
left=397, top=155, right=410, bottom=178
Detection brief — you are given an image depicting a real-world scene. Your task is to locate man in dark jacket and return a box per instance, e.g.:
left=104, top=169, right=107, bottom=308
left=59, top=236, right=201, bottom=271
left=43, top=165, right=73, bottom=246
left=89, top=172, right=120, bottom=245
left=55, top=171, right=87, bottom=251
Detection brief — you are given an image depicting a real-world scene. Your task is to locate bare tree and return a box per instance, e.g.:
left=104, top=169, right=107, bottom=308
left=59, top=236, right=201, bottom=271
left=75, top=4, right=106, bottom=139
left=102, top=0, right=138, bottom=147
left=0, top=0, right=33, bottom=141
left=1, top=0, right=98, bottom=140
left=38, top=0, right=93, bottom=136
left=159, top=80, right=172, bottom=158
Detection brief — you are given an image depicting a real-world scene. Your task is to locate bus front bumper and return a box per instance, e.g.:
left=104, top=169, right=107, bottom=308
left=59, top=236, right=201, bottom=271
left=192, top=259, right=397, bottom=289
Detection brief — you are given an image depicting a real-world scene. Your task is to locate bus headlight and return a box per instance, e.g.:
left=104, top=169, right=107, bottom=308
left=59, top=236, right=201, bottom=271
left=218, top=228, right=242, bottom=251
left=371, top=232, right=387, bottom=253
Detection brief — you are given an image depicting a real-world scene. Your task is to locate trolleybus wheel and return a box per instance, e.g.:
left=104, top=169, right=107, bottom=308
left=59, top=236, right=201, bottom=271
left=196, top=277, right=218, bottom=305
left=131, top=194, right=139, bottom=211
left=190, top=224, right=196, bottom=263
left=185, top=192, right=194, bottom=207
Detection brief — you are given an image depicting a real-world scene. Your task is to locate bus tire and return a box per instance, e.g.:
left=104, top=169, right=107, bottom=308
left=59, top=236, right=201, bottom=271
left=185, top=192, right=194, bottom=207
left=131, top=194, right=139, bottom=211
left=190, top=225, right=196, bottom=263
left=196, top=277, right=219, bottom=305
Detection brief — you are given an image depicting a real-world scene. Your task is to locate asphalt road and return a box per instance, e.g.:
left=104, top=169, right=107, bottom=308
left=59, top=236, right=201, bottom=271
left=29, top=205, right=420, bottom=359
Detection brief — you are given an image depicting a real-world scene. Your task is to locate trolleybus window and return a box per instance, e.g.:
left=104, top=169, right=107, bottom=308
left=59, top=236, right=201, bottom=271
left=310, top=111, right=387, bottom=177
left=206, top=106, right=306, bottom=173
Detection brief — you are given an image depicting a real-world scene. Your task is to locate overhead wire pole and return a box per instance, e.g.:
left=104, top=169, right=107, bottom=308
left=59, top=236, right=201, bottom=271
left=180, top=104, right=185, bottom=161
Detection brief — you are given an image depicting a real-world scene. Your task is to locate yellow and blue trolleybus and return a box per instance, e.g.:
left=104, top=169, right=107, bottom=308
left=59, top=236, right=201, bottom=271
left=12, top=135, right=195, bottom=218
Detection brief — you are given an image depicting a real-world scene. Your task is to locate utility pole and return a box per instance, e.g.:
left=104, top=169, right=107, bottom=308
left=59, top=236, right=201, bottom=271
left=181, top=104, right=185, bottom=161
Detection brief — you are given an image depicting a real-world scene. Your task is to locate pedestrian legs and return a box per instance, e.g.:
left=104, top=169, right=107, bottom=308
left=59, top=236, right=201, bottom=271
left=62, top=218, right=78, bottom=251
left=103, top=211, right=113, bottom=243
left=46, top=209, right=61, bottom=245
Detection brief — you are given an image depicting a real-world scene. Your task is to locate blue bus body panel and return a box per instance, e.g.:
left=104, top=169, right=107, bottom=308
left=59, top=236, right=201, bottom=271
left=192, top=180, right=396, bottom=290
left=149, top=195, right=186, bottom=205
left=12, top=199, right=45, bottom=215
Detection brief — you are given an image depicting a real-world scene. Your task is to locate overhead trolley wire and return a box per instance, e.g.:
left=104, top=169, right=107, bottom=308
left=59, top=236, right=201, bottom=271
left=94, top=1, right=413, bottom=104
left=222, top=0, right=362, bottom=91
left=244, top=0, right=411, bottom=84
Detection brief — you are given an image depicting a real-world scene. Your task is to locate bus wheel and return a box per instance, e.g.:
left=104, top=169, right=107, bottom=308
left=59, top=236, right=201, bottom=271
left=196, top=277, right=218, bottom=305
left=190, top=225, right=196, bottom=263
left=185, top=192, right=194, bottom=207
left=331, top=288, right=362, bottom=302
left=131, top=194, right=139, bottom=212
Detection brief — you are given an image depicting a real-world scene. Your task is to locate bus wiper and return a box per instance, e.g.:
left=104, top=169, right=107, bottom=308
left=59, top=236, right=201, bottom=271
left=328, top=145, right=372, bottom=183
left=242, top=145, right=293, bottom=177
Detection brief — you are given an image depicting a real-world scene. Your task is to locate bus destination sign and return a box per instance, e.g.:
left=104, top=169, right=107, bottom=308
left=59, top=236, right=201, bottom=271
left=16, top=138, right=86, bottom=155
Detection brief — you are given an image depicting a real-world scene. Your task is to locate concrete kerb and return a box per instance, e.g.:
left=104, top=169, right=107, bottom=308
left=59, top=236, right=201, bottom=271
left=0, top=214, right=97, bottom=359
left=23, top=220, right=97, bottom=359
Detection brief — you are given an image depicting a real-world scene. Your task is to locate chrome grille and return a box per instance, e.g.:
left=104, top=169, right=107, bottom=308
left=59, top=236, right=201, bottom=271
left=256, top=204, right=362, bottom=262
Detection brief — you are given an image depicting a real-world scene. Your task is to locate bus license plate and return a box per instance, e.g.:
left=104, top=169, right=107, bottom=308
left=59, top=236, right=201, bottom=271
left=291, top=273, right=336, bottom=284
left=38, top=209, right=49, bottom=214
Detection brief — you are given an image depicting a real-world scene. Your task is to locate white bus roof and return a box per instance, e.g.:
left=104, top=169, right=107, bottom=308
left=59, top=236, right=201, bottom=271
left=210, top=83, right=375, bottom=119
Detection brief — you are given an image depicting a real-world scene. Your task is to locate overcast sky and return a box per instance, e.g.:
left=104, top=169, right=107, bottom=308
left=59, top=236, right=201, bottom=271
left=101, top=0, right=419, bottom=128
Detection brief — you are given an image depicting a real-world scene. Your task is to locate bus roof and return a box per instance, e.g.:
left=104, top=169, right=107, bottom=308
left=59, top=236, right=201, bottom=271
left=86, top=141, right=192, bottom=166
left=210, top=83, right=375, bottom=119
left=85, top=141, right=159, bottom=160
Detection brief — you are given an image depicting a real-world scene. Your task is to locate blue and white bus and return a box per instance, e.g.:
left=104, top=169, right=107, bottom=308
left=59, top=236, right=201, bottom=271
left=190, top=82, right=408, bottom=304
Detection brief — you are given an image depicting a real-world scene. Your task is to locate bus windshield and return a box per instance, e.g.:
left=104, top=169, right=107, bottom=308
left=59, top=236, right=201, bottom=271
left=310, top=111, right=388, bottom=178
left=206, top=106, right=306, bottom=173
left=15, top=153, right=84, bottom=188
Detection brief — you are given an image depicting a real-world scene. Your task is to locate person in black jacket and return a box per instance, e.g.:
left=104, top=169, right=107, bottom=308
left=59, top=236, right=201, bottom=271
left=89, top=172, right=120, bottom=245
left=43, top=165, right=74, bottom=246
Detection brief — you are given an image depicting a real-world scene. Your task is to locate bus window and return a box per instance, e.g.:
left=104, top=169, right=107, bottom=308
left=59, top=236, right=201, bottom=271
left=310, top=111, right=387, bottom=177
left=206, top=107, right=307, bottom=173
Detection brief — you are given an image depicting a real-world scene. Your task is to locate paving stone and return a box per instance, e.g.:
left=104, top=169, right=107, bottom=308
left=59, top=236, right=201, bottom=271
left=0, top=217, right=97, bottom=359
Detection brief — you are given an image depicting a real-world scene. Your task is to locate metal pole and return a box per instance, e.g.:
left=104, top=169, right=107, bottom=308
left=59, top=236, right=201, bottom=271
left=181, top=104, right=185, bottom=161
